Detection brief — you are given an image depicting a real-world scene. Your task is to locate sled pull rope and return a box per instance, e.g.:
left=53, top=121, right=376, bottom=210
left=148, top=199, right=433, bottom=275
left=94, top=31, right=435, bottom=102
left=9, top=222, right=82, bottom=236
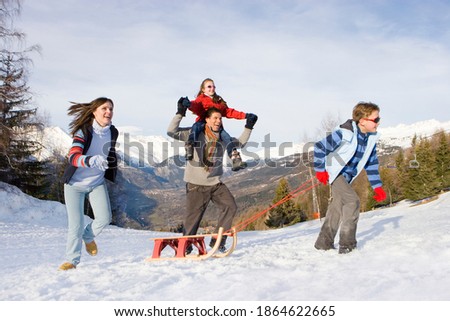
left=228, top=178, right=320, bottom=233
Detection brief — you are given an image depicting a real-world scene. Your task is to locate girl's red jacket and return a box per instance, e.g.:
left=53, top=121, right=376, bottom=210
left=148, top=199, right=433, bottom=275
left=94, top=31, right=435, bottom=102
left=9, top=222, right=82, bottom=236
left=189, top=94, right=246, bottom=121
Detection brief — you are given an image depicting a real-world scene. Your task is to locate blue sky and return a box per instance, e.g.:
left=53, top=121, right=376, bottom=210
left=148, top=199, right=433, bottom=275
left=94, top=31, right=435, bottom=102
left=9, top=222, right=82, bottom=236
left=18, top=0, right=450, bottom=145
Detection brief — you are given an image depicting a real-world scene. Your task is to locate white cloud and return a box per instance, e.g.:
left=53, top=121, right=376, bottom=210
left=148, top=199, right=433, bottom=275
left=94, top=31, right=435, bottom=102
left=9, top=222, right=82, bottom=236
left=19, top=0, right=450, bottom=144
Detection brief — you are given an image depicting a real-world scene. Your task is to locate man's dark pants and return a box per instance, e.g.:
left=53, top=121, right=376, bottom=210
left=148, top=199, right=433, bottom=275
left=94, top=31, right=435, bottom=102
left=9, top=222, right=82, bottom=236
left=184, top=182, right=237, bottom=236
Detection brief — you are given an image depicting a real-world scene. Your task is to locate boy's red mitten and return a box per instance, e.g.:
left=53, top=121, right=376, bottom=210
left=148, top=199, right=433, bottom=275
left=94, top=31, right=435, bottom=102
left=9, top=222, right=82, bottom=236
left=373, top=187, right=387, bottom=202
left=315, top=171, right=329, bottom=185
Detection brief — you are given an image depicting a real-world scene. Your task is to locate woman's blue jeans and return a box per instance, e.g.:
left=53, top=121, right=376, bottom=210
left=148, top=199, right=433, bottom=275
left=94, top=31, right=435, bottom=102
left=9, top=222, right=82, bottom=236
left=64, top=183, right=112, bottom=266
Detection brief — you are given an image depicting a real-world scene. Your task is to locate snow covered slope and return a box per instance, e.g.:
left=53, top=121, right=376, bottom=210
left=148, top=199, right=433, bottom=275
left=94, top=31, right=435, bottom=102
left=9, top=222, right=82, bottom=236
left=1, top=182, right=449, bottom=301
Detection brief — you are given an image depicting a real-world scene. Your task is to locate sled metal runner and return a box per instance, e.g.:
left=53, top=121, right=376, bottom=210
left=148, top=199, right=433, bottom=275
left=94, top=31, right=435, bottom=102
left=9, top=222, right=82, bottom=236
left=147, top=227, right=237, bottom=261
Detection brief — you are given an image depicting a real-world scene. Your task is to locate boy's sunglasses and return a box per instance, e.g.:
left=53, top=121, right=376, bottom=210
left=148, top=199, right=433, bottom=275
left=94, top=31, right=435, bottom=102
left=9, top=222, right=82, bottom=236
left=363, top=117, right=380, bottom=124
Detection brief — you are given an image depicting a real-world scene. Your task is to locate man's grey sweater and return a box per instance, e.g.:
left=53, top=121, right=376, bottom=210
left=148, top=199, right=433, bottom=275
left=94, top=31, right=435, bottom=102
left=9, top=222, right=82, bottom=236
left=167, top=114, right=252, bottom=186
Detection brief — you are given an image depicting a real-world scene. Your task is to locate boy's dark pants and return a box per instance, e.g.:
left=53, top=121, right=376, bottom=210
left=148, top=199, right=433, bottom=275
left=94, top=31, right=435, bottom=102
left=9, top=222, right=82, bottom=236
left=183, top=182, right=237, bottom=236
left=315, top=175, right=360, bottom=250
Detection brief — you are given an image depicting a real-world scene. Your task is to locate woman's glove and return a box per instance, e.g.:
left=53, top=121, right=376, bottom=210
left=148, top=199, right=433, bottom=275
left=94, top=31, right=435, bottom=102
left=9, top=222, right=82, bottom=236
left=89, top=155, right=108, bottom=171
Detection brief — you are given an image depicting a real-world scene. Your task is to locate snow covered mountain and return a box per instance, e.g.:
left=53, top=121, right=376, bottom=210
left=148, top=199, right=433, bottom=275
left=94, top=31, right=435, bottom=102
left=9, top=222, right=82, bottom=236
left=377, top=119, right=450, bottom=150
left=39, top=119, right=450, bottom=164
left=33, top=126, right=73, bottom=161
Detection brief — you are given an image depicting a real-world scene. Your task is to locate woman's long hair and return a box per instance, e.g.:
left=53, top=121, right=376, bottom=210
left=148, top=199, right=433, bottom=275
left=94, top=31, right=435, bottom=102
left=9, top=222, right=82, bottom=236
left=67, top=97, right=114, bottom=136
left=196, top=78, right=226, bottom=105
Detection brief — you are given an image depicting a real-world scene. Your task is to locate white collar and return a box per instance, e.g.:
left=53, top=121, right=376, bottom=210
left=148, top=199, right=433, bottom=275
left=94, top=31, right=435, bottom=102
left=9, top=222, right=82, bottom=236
left=92, top=119, right=111, bottom=137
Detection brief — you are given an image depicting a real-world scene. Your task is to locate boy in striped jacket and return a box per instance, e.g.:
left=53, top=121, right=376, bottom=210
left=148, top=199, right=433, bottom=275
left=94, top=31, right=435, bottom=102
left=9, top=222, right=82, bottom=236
left=313, top=102, right=386, bottom=254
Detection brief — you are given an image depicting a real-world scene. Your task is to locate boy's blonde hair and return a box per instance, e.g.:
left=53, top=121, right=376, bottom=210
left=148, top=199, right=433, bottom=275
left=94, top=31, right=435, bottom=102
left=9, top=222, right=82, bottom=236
left=352, top=102, right=380, bottom=123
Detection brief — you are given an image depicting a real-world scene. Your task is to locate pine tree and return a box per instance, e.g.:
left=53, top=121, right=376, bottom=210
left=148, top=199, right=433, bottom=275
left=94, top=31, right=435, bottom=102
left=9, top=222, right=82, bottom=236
left=265, top=178, right=301, bottom=228
left=435, top=131, right=450, bottom=191
left=404, top=137, right=438, bottom=200
left=45, top=151, right=66, bottom=202
left=393, top=149, right=406, bottom=199
left=0, top=0, right=47, bottom=196
left=395, top=148, right=406, bottom=181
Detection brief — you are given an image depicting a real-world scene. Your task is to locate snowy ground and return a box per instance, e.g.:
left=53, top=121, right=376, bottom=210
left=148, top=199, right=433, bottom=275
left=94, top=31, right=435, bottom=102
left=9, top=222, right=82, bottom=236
left=0, top=183, right=449, bottom=321
left=1, top=181, right=450, bottom=303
